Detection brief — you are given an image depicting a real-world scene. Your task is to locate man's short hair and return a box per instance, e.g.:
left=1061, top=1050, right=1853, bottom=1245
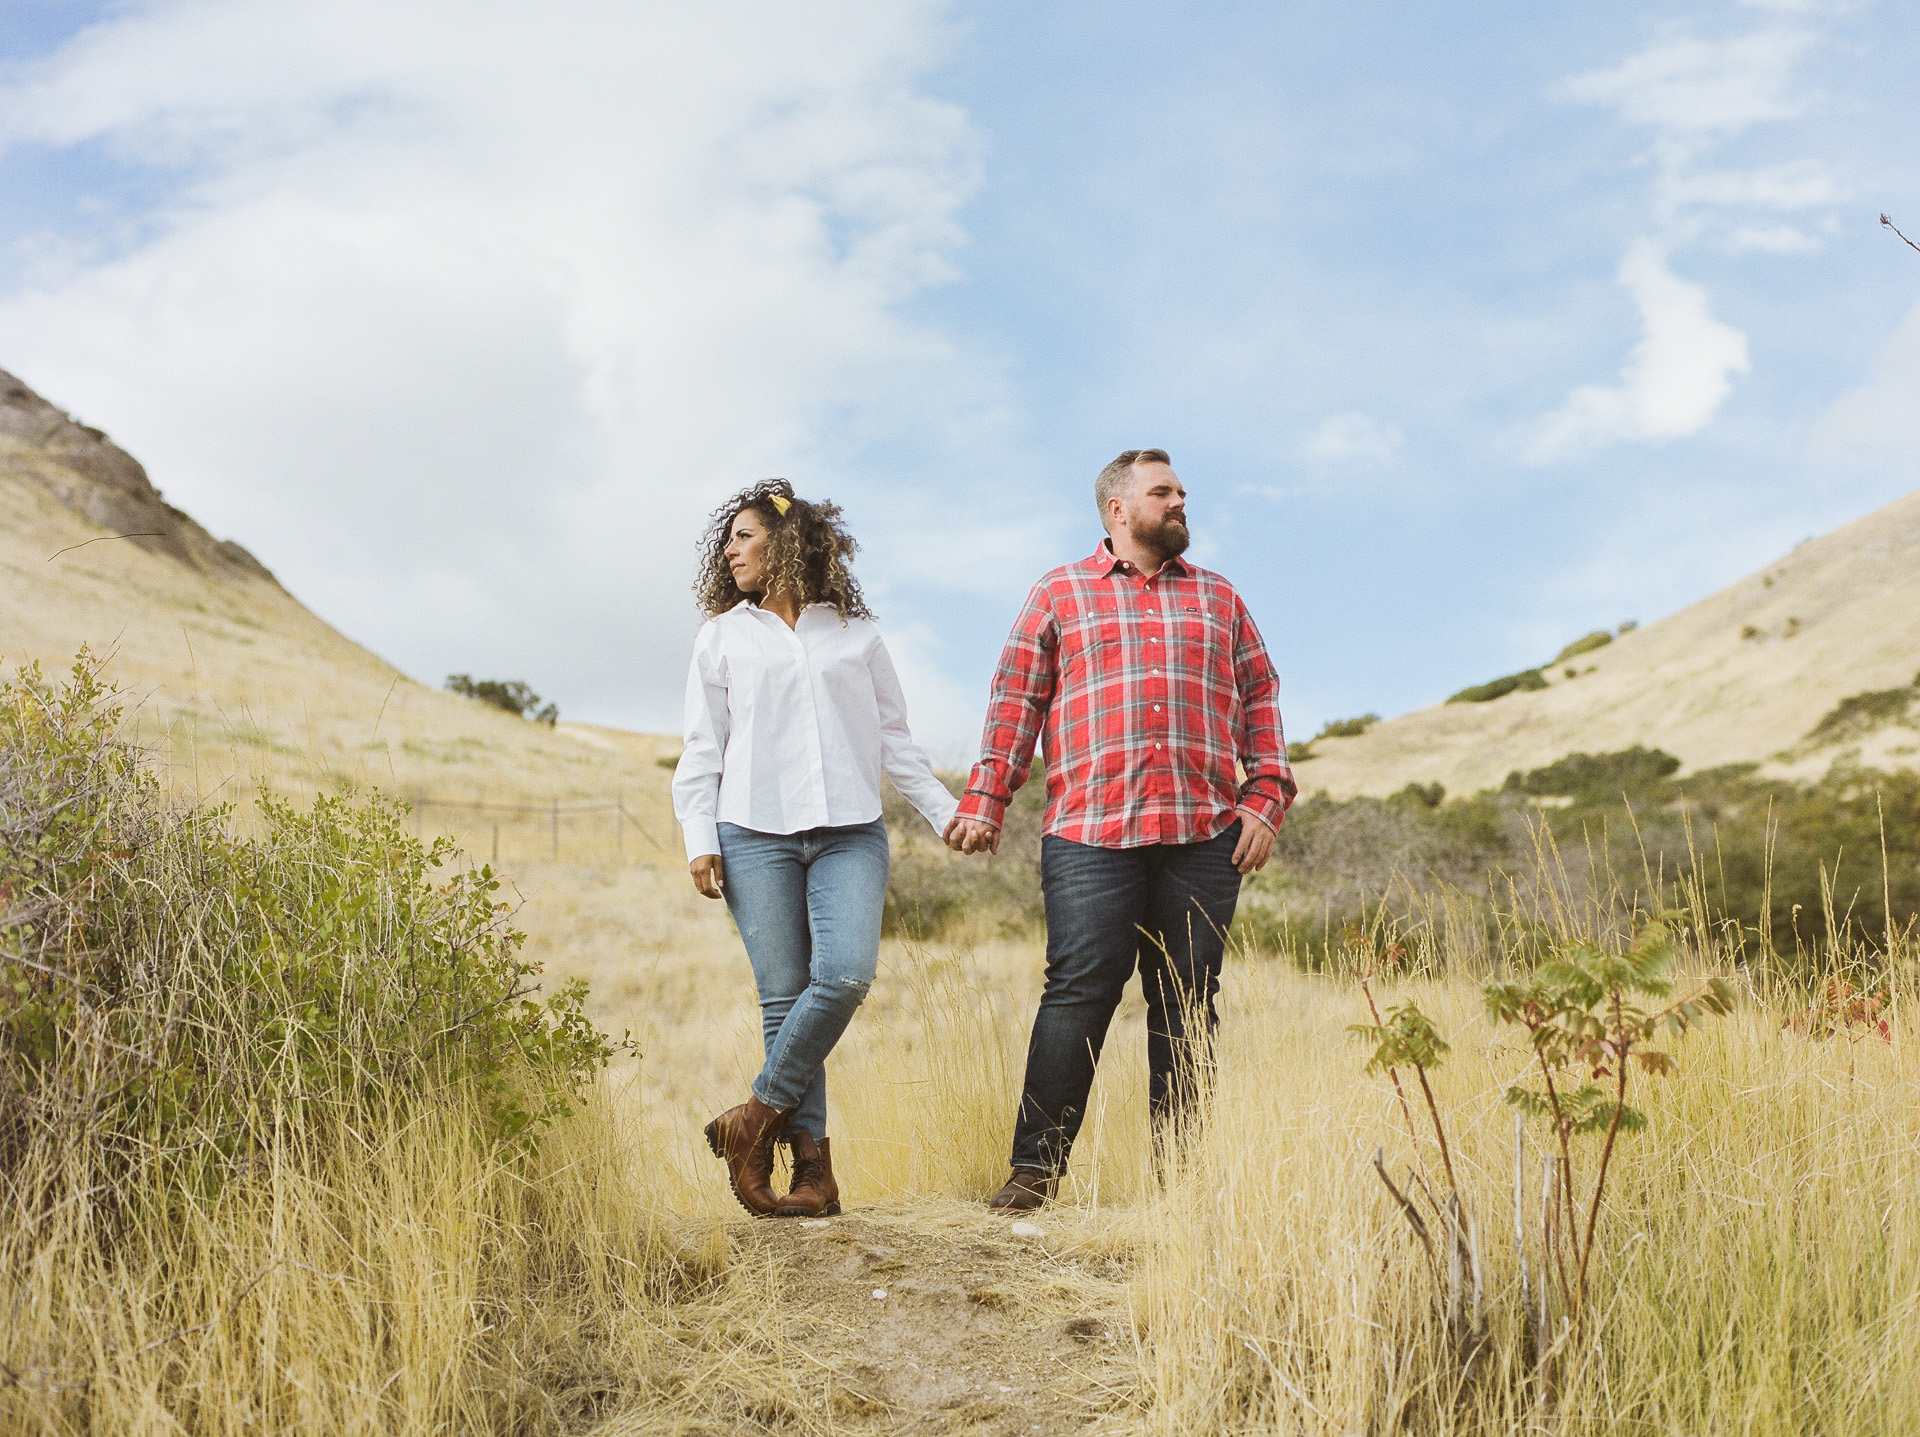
left=1095, top=449, right=1171, bottom=522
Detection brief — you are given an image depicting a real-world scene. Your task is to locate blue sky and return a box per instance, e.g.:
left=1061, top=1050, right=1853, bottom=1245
left=3, top=0, right=1917, bottom=759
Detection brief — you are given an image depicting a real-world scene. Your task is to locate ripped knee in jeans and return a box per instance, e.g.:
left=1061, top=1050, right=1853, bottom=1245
left=819, top=974, right=871, bottom=1009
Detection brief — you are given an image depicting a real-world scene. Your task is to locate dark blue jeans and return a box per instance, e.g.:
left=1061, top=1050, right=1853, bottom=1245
left=1009, top=822, right=1244, bottom=1175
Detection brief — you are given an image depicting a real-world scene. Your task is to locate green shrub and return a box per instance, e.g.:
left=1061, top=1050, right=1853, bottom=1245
left=1446, top=668, right=1548, bottom=704
left=2, top=655, right=614, bottom=1219
left=1316, top=713, right=1381, bottom=740
left=447, top=673, right=559, bottom=725
left=1503, top=745, right=1681, bottom=801
left=1803, top=676, right=1919, bottom=748
left=880, top=769, right=1046, bottom=938
left=1256, top=745, right=1920, bottom=972
left=1551, top=630, right=1613, bottom=664
left=1229, top=901, right=1292, bottom=955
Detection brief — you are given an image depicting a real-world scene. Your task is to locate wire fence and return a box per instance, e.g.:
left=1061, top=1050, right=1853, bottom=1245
left=407, top=793, right=672, bottom=867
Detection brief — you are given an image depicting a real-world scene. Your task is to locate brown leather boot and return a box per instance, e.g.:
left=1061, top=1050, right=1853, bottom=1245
left=987, top=1167, right=1057, bottom=1212
left=775, top=1132, right=841, bottom=1218
left=702, top=1095, right=792, bottom=1217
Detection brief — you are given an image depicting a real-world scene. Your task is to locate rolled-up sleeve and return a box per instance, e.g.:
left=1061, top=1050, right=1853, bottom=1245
left=672, top=629, right=728, bottom=861
left=956, top=583, right=1058, bottom=829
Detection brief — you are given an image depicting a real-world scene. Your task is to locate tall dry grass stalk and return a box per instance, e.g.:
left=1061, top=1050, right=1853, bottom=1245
left=1, top=1084, right=709, bottom=1434
left=1130, top=930, right=1920, bottom=1434
left=14, top=656, right=1919, bottom=1432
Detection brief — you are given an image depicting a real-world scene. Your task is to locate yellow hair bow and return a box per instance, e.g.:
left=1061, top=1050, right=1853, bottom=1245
left=768, top=495, right=792, bottom=516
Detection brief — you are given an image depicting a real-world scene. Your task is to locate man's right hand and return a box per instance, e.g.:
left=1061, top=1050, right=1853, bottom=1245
left=943, top=816, right=1001, bottom=855
left=690, top=854, right=725, bottom=899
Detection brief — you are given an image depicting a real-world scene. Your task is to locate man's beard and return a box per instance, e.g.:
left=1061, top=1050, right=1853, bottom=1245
left=1132, top=511, right=1190, bottom=560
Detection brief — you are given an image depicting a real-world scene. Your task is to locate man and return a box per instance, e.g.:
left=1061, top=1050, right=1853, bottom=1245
left=944, top=448, right=1294, bottom=1212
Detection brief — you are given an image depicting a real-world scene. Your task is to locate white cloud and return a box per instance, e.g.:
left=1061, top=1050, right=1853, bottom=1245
left=1663, top=160, right=1838, bottom=211
left=0, top=0, right=1029, bottom=734
left=1555, top=17, right=1841, bottom=244
left=1532, top=11, right=1840, bottom=461
left=1299, top=411, right=1403, bottom=468
left=1723, top=222, right=1823, bottom=254
left=1557, top=25, right=1815, bottom=136
left=1526, top=240, right=1750, bottom=462
left=1807, top=297, right=1920, bottom=482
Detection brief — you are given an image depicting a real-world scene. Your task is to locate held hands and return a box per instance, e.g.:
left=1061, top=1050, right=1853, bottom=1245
left=942, top=816, right=1000, bottom=855
left=940, top=813, right=1266, bottom=867
left=689, top=854, right=725, bottom=899
left=1231, top=808, right=1276, bottom=874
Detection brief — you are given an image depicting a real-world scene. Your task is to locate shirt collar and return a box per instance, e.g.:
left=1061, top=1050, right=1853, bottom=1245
left=736, top=598, right=841, bottom=626
left=1090, top=537, right=1192, bottom=580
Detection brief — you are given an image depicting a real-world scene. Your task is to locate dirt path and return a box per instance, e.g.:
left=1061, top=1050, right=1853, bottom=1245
left=597, top=1199, right=1143, bottom=1436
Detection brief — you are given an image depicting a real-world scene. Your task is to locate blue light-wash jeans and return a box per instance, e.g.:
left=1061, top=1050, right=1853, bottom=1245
left=1010, top=822, right=1244, bottom=1175
left=718, top=818, right=890, bottom=1142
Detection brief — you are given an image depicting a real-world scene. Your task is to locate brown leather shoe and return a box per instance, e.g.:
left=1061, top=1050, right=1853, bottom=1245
left=775, top=1132, right=841, bottom=1218
left=988, top=1167, right=1056, bottom=1212
left=702, top=1095, right=792, bottom=1217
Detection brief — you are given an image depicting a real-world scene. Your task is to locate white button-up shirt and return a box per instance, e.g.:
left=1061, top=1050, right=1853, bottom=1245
left=673, top=601, right=960, bottom=860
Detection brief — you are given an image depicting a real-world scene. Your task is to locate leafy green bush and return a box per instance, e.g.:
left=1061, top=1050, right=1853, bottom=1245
left=1316, top=713, right=1381, bottom=740
left=1446, top=668, right=1548, bottom=704
left=1502, top=745, right=1681, bottom=801
left=2, top=655, right=614, bottom=1218
left=1551, top=630, right=1613, bottom=664
left=447, top=673, right=559, bottom=725
left=1270, top=746, right=1920, bottom=971
left=1803, top=675, right=1919, bottom=748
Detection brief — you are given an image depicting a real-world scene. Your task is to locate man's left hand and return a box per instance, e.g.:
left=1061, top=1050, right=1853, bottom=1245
left=1230, top=809, right=1276, bottom=874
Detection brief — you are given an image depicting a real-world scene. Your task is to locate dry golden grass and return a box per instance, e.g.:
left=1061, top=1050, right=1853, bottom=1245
left=12, top=460, right=1920, bottom=1432
left=10, top=758, right=1920, bottom=1434
left=514, top=853, right=1920, bottom=1435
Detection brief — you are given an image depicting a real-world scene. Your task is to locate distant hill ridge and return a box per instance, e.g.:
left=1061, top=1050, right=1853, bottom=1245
left=4, top=362, right=1915, bottom=812
left=1298, top=486, right=1920, bottom=800
left=0, top=368, right=275, bottom=583
left=0, top=364, right=678, bottom=837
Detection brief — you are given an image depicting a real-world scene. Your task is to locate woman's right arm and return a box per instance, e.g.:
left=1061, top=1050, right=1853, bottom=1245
left=672, top=629, right=728, bottom=898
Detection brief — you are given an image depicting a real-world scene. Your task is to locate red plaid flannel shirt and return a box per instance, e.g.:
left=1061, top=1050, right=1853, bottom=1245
left=957, top=540, right=1295, bottom=848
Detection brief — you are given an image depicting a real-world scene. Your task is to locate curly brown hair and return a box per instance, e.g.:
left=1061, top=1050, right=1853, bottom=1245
left=693, top=479, right=874, bottom=621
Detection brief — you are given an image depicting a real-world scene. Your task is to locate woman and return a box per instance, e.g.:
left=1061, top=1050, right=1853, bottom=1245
left=673, top=480, right=958, bottom=1218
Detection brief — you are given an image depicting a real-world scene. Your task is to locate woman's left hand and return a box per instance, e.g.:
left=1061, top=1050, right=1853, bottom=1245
left=690, top=854, right=725, bottom=899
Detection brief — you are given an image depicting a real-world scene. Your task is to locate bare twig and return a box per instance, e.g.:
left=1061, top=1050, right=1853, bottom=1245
left=1513, top=1110, right=1530, bottom=1317
left=1883, top=213, right=1920, bottom=255
left=1370, top=1146, right=1436, bottom=1266
left=1577, top=993, right=1632, bottom=1312
left=45, top=532, right=165, bottom=563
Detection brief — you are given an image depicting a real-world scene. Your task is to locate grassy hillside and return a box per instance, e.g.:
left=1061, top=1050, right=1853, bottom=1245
left=10, top=370, right=1920, bottom=1434
left=1, top=460, right=680, bottom=864
left=1300, top=487, right=1920, bottom=799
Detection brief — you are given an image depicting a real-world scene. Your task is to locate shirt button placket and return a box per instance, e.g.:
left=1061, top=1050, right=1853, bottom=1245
left=1145, top=578, right=1168, bottom=837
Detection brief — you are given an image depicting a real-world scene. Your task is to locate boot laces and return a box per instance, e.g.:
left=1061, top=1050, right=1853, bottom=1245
left=791, top=1155, right=825, bottom=1192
